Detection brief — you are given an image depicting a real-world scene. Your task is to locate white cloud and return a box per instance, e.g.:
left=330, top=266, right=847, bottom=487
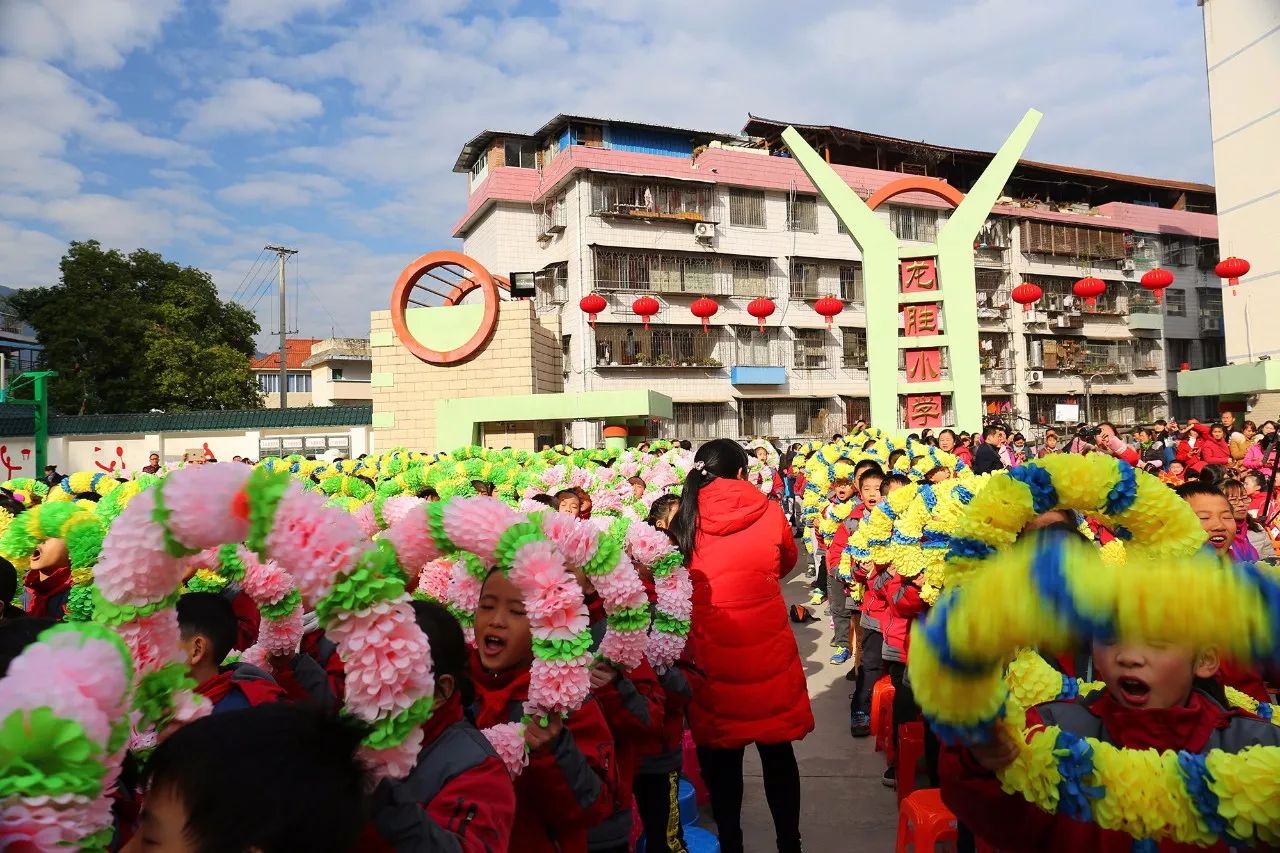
left=0, top=0, right=181, bottom=70
left=217, top=172, right=348, bottom=207
left=183, top=77, right=324, bottom=137
left=219, top=0, right=346, bottom=31
left=0, top=221, right=70, bottom=287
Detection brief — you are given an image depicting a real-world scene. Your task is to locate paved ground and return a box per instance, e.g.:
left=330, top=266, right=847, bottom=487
left=705, top=547, right=900, bottom=852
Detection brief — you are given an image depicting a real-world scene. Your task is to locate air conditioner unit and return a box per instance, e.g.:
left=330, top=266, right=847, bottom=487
left=1120, top=259, right=1136, bottom=272
left=693, top=222, right=715, bottom=241
left=1027, top=370, right=1044, bottom=384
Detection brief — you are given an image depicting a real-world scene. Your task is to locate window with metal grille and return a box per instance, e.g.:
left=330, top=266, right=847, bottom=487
left=1018, top=222, right=1126, bottom=260
left=590, top=178, right=715, bottom=221
left=842, top=328, right=867, bottom=369
left=842, top=396, right=870, bottom=429
left=594, top=324, right=720, bottom=367
left=735, top=326, right=780, bottom=366
left=593, top=249, right=717, bottom=294
left=258, top=372, right=311, bottom=394
left=673, top=403, right=727, bottom=440
left=1165, top=290, right=1187, bottom=317
left=738, top=399, right=776, bottom=437
left=786, top=194, right=818, bottom=232
left=729, top=188, right=766, bottom=228
left=839, top=264, right=864, bottom=304
left=542, top=194, right=567, bottom=232
left=1129, top=286, right=1160, bottom=314
left=732, top=258, right=769, bottom=297
left=535, top=263, right=569, bottom=308
left=1166, top=338, right=1192, bottom=371
left=793, top=328, right=828, bottom=370
left=889, top=206, right=937, bottom=242
left=790, top=261, right=820, bottom=299
left=1023, top=274, right=1127, bottom=315
left=1134, top=339, right=1162, bottom=371
left=795, top=398, right=830, bottom=436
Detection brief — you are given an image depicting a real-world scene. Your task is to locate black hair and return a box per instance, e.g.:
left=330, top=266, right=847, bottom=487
left=74, top=491, right=101, bottom=503
left=1197, top=464, right=1231, bottom=487
left=417, top=487, right=439, bottom=500
left=410, top=600, right=474, bottom=707
left=470, top=480, right=493, bottom=496
left=884, top=472, right=912, bottom=489
left=670, top=438, right=748, bottom=557
left=0, top=492, right=22, bottom=517
left=143, top=703, right=369, bottom=853
left=886, top=449, right=906, bottom=468
left=0, top=617, right=54, bottom=676
left=924, top=436, right=939, bottom=447
left=938, top=429, right=957, bottom=441
left=627, top=476, right=646, bottom=487
left=176, top=592, right=238, bottom=667
left=1243, top=471, right=1266, bottom=489
left=861, top=439, right=876, bottom=450
left=679, top=440, right=693, bottom=451
left=1012, top=432, right=1025, bottom=442
left=853, top=459, right=884, bottom=480
left=0, top=557, right=17, bottom=607
left=1175, top=480, right=1227, bottom=502
left=858, top=468, right=886, bottom=488
left=647, top=494, right=680, bottom=535
left=553, top=489, right=579, bottom=506
left=1099, top=421, right=1117, bottom=433
left=982, top=423, right=1004, bottom=439
left=832, top=433, right=844, bottom=442
left=530, top=493, right=555, bottom=506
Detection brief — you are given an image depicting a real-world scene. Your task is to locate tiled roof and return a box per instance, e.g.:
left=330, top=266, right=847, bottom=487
left=251, top=339, right=322, bottom=371
left=452, top=145, right=1219, bottom=240
left=0, top=405, right=372, bottom=438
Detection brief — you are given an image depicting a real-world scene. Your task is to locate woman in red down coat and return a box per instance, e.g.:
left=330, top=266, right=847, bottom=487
left=670, top=439, right=813, bottom=853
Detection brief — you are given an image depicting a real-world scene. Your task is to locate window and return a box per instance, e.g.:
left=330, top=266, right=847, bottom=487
left=786, top=194, right=817, bottom=232
left=731, top=258, right=769, bottom=297
left=469, top=150, right=488, bottom=182
left=889, top=206, right=938, bottom=242
left=1165, top=289, right=1186, bottom=317
left=1019, top=222, right=1126, bottom=260
left=257, top=373, right=312, bottom=394
left=331, top=368, right=344, bottom=381
left=842, top=396, right=870, bottom=429
left=590, top=178, right=714, bottom=220
left=535, top=263, right=569, bottom=308
left=1200, top=288, right=1224, bottom=315
left=839, top=264, right=864, bottom=304
left=574, top=124, right=604, bottom=148
left=795, top=399, right=830, bottom=436
left=790, top=261, right=820, bottom=299
left=735, top=326, right=780, bottom=366
left=729, top=188, right=766, bottom=228
left=842, top=328, right=867, bottom=369
left=738, top=399, right=777, bottom=437
left=1167, top=338, right=1192, bottom=371
left=542, top=194, right=567, bottom=232
left=1201, top=338, right=1225, bottom=368
left=503, top=140, right=536, bottom=169
left=594, top=324, right=719, bottom=367
left=793, top=328, right=827, bottom=370
left=673, top=403, right=727, bottom=440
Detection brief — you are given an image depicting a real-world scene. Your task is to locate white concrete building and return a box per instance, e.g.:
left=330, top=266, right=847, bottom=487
left=452, top=115, right=1223, bottom=444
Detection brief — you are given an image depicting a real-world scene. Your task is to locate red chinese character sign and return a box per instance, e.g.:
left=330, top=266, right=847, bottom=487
left=902, top=303, right=941, bottom=337
left=905, top=349, right=942, bottom=383
left=905, top=394, right=944, bottom=428
left=900, top=258, right=938, bottom=292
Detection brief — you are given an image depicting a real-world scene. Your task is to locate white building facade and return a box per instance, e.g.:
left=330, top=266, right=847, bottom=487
left=453, top=116, right=1223, bottom=444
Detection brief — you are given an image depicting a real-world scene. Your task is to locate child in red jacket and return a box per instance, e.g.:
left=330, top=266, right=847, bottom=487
left=881, top=570, right=932, bottom=790
left=362, top=600, right=516, bottom=853
left=178, top=592, right=285, bottom=713
left=470, top=569, right=617, bottom=853
left=941, top=639, right=1280, bottom=852
left=848, top=469, right=889, bottom=736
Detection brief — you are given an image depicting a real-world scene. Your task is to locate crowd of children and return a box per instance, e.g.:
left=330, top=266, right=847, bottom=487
left=6, top=419, right=1280, bottom=853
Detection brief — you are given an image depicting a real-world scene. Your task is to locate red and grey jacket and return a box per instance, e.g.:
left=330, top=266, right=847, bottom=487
left=301, top=627, right=347, bottom=701
left=361, top=691, right=516, bottom=853
left=857, top=562, right=893, bottom=633
left=195, top=662, right=285, bottom=713
left=270, top=652, right=339, bottom=710
left=882, top=574, right=928, bottom=664
left=942, top=689, right=1280, bottom=852
left=470, top=653, right=617, bottom=853
left=223, top=587, right=262, bottom=652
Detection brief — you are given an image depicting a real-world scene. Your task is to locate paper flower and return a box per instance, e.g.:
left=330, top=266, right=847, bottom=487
left=482, top=722, right=529, bottom=778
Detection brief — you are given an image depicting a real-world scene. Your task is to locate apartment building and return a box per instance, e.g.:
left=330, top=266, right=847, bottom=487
left=253, top=337, right=373, bottom=408
left=451, top=114, right=1223, bottom=444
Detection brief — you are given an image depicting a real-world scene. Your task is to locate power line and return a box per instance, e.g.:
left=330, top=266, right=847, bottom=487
left=230, top=248, right=270, bottom=304
left=293, top=254, right=345, bottom=338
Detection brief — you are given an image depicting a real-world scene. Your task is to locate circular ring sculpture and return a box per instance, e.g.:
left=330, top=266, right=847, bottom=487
left=390, top=250, right=502, bottom=366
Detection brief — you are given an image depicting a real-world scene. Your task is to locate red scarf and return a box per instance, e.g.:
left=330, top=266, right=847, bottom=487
left=196, top=670, right=238, bottom=705
left=1092, top=690, right=1230, bottom=753
left=195, top=666, right=285, bottom=708
left=469, top=651, right=531, bottom=730
left=24, top=566, right=71, bottom=619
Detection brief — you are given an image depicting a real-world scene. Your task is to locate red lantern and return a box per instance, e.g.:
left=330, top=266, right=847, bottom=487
left=690, top=297, right=718, bottom=332
left=1073, top=276, right=1106, bottom=309
left=1215, top=256, right=1250, bottom=296
left=632, top=295, right=660, bottom=329
left=1139, top=268, right=1174, bottom=304
left=746, top=297, right=776, bottom=331
left=814, top=295, right=844, bottom=328
left=579, top=293, right=607, bottom=328
left=1011, top=282, right=1042, bottom=312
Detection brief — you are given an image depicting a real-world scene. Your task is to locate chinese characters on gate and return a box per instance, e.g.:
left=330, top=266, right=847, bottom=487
left=901, top=257, right=944, bottom=428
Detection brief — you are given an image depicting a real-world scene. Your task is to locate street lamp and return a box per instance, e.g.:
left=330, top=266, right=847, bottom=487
left=1081, top=373, right=1105, bottom=424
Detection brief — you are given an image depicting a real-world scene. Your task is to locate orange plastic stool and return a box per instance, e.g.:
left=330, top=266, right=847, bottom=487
left=872, top=676, right=895, bottom=756
left=896, top=721, right=925, bottom=802
left=895, top=788, right=957, bottom=852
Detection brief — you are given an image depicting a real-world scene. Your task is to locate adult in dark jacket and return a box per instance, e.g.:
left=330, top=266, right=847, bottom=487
left=670, top=439, right=812, bottom=853
left=971, top=424, right=1007, bottom=474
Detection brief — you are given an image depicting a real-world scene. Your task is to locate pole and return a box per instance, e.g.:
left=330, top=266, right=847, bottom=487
left=33, top=373, right=48, bottom=474
left=264, top=246, right=297, bottom=409
left=1084, top=376, right=1092, bottom=424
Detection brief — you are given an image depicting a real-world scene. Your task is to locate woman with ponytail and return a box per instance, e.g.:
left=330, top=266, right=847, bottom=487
left=671, top=438, right=812, bottom=853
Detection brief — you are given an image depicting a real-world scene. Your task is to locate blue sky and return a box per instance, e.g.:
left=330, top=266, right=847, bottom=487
left=0, top=0, right=1214, bottom=346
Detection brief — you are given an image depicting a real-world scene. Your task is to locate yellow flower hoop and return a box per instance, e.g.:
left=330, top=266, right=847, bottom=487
left=912, top=530, right=1280, bottom=847
left=947, top=454, right=1204, bottom=575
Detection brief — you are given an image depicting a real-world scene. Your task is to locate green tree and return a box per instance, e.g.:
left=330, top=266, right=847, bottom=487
left=7, top=241, right=263, bottom=414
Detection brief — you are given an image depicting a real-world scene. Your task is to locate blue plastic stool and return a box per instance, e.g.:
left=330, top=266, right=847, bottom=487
left=678, top=778, right=697, bottom=827
left=637, top=825, right=720, bottom=853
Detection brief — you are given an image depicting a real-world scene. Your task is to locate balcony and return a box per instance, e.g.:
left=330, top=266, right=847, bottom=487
left=590, top=178, right=717, bottom=224
left=982, top=367, right=1015, bottom=387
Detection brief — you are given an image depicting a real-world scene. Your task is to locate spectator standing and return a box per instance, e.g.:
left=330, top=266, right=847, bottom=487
left=971, top=425, right=1006, bottom=474
left=142, top=453, right=162, bottom=474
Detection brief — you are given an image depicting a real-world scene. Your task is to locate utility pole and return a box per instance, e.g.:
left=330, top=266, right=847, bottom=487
left=265, top=246, right=297, bottom=409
